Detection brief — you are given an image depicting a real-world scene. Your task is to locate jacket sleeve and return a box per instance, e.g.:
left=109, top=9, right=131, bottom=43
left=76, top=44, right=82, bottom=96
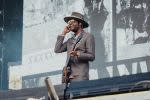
left=78, top=34, right=95, bottom=61
left=54, top=35, right=67, bottom=53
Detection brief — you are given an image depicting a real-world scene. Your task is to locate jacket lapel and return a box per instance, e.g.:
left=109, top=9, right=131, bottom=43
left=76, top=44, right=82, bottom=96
left=74, top=32, right=84, bottom=50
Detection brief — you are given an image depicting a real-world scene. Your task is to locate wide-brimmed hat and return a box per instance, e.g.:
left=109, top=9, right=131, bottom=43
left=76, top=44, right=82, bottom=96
left=64, top=12, right=89, bottom=28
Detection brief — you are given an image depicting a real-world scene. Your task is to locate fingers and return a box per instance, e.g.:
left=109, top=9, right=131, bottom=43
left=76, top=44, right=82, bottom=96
left=67, top=25, right=71, bottom=30
left=69, top=51, right=75, bottom=56
left=69, top=51, right=78, bottom=56
left=65, top=26, right=71, bottom=33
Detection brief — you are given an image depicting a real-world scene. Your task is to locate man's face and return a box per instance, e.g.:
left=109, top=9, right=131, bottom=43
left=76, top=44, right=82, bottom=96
left=67, top=19, right=80, bottom=32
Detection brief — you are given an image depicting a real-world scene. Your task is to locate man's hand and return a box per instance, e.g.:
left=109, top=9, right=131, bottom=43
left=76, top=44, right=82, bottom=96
left=69, top=51, right=80, bottom=57
left=61, top=26, right=71, bottom=36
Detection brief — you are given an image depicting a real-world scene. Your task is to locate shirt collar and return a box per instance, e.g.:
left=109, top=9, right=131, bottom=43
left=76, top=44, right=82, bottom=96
left=72, top=31, right=84, bottom=40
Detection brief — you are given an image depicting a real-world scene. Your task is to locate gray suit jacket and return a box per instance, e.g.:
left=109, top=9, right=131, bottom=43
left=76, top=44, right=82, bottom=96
left=54, top=31, right=95, bottom=82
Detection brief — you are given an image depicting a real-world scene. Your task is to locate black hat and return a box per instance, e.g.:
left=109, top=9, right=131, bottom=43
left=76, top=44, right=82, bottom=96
left=64, top=12, right=89, bottom=28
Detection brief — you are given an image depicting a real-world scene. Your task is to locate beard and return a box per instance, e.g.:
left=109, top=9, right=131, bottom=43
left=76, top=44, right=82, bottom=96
left=70, top=26, right=79, bottom=33
left=72, top=29, right=78, bottom=33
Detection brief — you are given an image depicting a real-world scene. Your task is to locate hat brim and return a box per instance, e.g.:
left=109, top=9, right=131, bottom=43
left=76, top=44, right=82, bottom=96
left=64, top=16, right=89, bottom=28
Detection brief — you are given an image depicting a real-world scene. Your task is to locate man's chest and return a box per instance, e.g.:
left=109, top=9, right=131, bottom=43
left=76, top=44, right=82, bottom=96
left=67, top=37, right=86, bottom=51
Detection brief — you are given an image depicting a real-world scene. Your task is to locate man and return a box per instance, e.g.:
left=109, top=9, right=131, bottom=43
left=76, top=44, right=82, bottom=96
left=54, top=12, right=95, bottom=82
